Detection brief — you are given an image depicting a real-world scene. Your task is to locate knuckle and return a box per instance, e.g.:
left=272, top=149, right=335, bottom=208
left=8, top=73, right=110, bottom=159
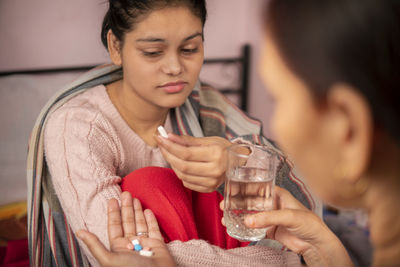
left=182, top=181, right=193, bottom=190
left=211, top=164, right=224, bottom=177
left=212, top=179, right=221, bottom=189
left=205, top=179, right=218, bottom=190
left=172, top=168, right=186, bottom=181
left=215, top=147, right=223, bottom=158
left=179, top=163, right=189, bottom=173
left=210, top=147, right=220, bottom=160
left=203, top=187, right=214, bottom=193
left=216, top=164, right=225, bottom=175
left=122, top=217, right=135, bottom=224
left=181, top=150, right=191, bottom=161
left=174, top=169, right=184, bottom=179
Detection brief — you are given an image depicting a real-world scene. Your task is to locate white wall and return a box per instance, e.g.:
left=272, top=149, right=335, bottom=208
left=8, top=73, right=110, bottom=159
left=202, top=1, right=274, bottom=139
left=0, top=0, right=110, bottom=71
left=0, top=0, right=274, bottom=205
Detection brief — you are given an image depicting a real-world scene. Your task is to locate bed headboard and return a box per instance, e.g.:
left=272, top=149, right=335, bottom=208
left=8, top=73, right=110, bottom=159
left=202, top=44, right=250, bottom=112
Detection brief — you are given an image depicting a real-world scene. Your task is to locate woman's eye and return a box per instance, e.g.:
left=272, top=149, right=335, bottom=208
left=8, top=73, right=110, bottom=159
left=181, top=48, right=198, bottom=55
left=142, top=51, right=162, bottom=57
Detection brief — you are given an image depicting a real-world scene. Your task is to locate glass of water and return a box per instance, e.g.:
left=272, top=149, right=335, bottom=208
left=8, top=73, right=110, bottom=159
left=223, top=143, right=280, bottom=242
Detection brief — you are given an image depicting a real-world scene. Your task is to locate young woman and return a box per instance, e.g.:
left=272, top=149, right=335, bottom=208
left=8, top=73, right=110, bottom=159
left=36, top=0, right=316, bottom=266
left=77, top=0, right=400, bottom=266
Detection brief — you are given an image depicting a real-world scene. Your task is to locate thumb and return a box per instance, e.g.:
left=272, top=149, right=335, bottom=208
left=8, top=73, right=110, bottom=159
left=76, top=230, right=112, bottom=264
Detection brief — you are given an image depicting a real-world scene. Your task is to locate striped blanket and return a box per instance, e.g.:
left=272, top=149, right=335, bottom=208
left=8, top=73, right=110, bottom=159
left=27, top=64, right=319, bottom=266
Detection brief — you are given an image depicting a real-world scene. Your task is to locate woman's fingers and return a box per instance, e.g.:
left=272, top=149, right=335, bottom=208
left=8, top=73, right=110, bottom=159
left=144, top=209, right=163, bottom=241
left=159, top=144, right=226, bottom=177
left=243, top=187, right=312, bottom=229
left=156, top=135, right=230, bottom=193
left=245, top=208, right=313, bottom=229
left=156, top=136, right=210, bottom=162
left=157, top=135, right=229, bottom=164
left=76, top=230, right=113, bottom=266
left=219, top=187, right=310, bottom=231
left=160, top=147, right=221, bottom=175
left=119, top=196, right=163, bottom=241
left=235, top=187, right=312, bottom=230
left=133, top=198, right=148, bottom=235
left=120, top=192, right=136, bottom=238
left=107, top=198, right=124, bottom=242
left=173, top=166, right=222, bottom=188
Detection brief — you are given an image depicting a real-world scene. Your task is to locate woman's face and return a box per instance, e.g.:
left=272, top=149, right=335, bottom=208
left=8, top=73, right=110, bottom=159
left=260, top=33, right=348, bottom=205
left=113, top=6, right=204, bottom=109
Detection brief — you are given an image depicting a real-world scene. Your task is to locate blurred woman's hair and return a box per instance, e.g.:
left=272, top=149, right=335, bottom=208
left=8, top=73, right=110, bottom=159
left=266, top=0, right=400, bottom=143
left=101, top=0, right=207, bottom=49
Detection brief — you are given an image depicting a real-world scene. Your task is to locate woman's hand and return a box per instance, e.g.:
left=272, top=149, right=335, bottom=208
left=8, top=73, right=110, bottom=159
left=156, top=134, right=231, bottom=192
left=220, top=186, right=353, bottom=267
left=76, top=192, right=176, bottom=267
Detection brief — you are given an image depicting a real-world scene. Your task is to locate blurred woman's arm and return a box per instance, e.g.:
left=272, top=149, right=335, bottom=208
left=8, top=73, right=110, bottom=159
left=244, top=187, right=354, bottom=267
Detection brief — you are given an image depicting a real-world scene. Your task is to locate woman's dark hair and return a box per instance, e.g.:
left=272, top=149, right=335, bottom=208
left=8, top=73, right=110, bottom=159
left=101, top=0, right=207, bottom=49
left=265, top=0, right=400, bottom=143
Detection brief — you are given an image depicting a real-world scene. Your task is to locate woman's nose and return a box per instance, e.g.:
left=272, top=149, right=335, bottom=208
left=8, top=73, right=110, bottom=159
left=162, top=53, right=183, bottom=76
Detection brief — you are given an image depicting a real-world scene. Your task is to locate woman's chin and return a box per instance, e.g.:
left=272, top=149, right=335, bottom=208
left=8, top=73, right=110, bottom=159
left=159, top=94, right=190, bottom=108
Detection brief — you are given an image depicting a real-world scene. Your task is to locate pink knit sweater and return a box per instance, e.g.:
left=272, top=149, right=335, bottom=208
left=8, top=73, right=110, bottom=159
left=44, top=85, right=300, bottom=266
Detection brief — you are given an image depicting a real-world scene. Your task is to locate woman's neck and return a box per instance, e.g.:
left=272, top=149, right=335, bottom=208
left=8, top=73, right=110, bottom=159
left=363, top=142, right=400, bottom=266
left=107, top=80, right=169, bottom=147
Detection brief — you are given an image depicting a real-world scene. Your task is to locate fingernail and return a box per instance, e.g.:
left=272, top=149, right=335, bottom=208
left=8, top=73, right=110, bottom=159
left=144, top=209, right=152, bottom=215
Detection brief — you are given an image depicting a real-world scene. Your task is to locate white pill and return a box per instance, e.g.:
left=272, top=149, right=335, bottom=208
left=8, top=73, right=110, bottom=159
left=139, top=250, right=154, bottom=257
left=157, top=126, right=168, bottom=138
left=131, top=239, right=139, bottom=245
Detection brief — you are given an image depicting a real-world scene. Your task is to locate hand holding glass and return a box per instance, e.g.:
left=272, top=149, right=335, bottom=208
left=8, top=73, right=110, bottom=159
left=224, top=144, right=280, bottom=241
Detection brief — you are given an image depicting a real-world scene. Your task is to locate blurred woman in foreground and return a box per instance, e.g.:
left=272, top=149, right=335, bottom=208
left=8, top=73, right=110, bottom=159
left=77, top=0, right=400, bottom=266
left=250, top=0, right=400, bottom=265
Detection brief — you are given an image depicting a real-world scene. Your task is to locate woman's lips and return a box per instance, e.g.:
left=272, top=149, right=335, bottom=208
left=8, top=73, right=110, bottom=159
left=158, top=81, right=187, bottom=93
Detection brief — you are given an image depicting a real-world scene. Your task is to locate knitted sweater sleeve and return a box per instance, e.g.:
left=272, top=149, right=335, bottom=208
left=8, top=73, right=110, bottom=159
left=168, top=239, right=301, bottom=267
left=44, top=105, right=123, bottom=266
